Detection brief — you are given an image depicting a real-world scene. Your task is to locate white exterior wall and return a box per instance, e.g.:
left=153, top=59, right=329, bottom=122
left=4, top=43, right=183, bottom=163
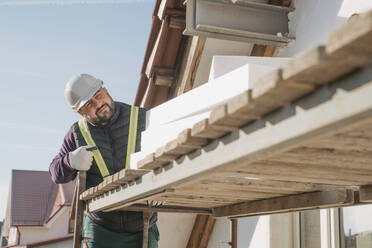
left=8, top=226, right=19, bottom=246
left=157, top=213, right=196, bottom=247
left=18, top=207, right=71, bottom=246
left=278, top=0, right=372, bottom=57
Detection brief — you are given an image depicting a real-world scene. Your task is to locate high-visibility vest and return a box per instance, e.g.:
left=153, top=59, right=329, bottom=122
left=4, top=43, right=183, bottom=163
left=77, top=105, right=140, bottom=179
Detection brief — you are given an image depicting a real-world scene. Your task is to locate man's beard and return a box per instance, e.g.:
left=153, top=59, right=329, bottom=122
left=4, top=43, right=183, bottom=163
left=86, top=103, right=115, bottom=125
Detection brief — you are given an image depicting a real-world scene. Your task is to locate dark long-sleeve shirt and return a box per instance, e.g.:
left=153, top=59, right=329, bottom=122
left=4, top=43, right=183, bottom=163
left=49, top=128, right=77, bottom=184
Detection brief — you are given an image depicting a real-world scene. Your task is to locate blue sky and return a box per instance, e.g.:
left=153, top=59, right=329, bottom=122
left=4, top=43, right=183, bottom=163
left=0, top=0, right=154, bottom=219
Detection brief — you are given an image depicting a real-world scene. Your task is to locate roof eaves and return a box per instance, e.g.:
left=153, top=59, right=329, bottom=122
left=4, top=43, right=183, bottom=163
left=135, top=0, right=186, bottom=108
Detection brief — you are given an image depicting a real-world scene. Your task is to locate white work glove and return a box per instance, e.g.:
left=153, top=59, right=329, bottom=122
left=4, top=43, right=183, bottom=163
left=68, top=145, right=96, bottom=171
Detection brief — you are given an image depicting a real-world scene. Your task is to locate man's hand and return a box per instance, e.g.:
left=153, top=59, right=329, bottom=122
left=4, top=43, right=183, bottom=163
left=69, top=145, right=96, bottom=171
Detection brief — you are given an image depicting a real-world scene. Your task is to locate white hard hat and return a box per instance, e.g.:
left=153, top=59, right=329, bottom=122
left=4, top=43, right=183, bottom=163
left=65, top=74, right=103, bottom=111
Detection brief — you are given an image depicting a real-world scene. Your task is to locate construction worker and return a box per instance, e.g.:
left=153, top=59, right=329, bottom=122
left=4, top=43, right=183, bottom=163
left=49, top=74, right=159, bottom=248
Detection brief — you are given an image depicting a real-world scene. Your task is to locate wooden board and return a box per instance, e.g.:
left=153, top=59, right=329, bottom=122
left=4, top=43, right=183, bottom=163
left=282, top=46, right=357, bottom=85
left=251, top=69, right=314, bottom=112
left=326, top=10, right=372, bottom=66
left=212, top=190, right=355, bottom=218
left=137, top=153, right=164, bottom=170
left=359, top=185, right=372, bottom=203
left=165, top=129, right=209, bottom=155
left=80, top=169, right=149, bottom=200
left=191, top=118, right=236, bottom=139
left=209, top=70, right=314, bottom=129
left=186, top=215, right=215, bottom=248
left=210, top=104, right=255, bottom=128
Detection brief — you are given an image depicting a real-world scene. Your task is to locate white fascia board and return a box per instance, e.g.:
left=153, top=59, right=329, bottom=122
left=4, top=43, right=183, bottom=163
left=130, top=57, right=290, bottom=168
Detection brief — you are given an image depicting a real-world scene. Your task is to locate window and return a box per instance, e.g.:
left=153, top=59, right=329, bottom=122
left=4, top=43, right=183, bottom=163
left=340, top=205, right=372, bottom=248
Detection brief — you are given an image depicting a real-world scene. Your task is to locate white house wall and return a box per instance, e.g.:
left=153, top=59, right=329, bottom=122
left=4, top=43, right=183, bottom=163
left=8, top=227, right=19, bottom=246
left=278, top=0, right=372, bottom=57
left=193, top=38, right=254, bottom=88
left=157, top=213, right=196, bottom=247
left=18, top=207, right=71, bottom=245
left=208, top=56, right=290, bottom=82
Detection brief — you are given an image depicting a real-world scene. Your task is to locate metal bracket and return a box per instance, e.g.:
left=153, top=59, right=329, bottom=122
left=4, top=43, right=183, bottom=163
left=184, top=0, right=294, bottom=46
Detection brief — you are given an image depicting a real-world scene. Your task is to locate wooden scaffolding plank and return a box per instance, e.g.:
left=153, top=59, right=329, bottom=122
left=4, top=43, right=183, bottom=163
left=87, top=69, right=372, bottom=212
left=157, top=193, right=238, bottom=205
left=138, top=129, right=209, bottom=170
left=232, top=159, right=372, bottom=183
left=165, top=129, right=209, bottom=155
left=191, top=118, right=236, bottom=139
left=80, top=169, right=149, bottom=200
left=210, top=69, right=314, bottom=129
left=212, top=190, right=355, bottom=218
left=119, top=205, right=211, bottom=214
left=282, top=46, right=356, bottom=85
left=216, top=170, right=364, bottom=186
left=269, top=148, right=372, bottom=171
left=113, top=169, right=149, bottom=185
left=251, top=69, right=314, bottom=112
left=179, top=176, right=335, bottom=193
left=326, top=10, right=372, bottom=66
left=305, top=134, right=372, bottom=151
left=138, top=153, right=164, bottom=170
left=210, top=104, right=255, bottom=128
left=173, top=187, right=285, bottom=201
left=155, top=146, right=180, bottom=163
left=100, top=188, right=176, bottom=212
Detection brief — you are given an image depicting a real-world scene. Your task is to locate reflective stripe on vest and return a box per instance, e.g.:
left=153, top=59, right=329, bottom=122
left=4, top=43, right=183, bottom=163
left=77, top=105, right=140, bottom=178
left=125, top=106, right=139, bottom=169
left=78, top=119, right=110, bottom=179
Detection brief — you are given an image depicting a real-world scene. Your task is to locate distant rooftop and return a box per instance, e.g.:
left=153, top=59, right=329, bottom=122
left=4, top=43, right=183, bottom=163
left=10, top=170, right=75, bottom=226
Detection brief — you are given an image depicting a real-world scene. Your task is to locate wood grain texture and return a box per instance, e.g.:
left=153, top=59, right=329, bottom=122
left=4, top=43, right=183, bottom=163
left=282, top=46, right=356, bottom=85
left=191, top=118, right=236, bottom=139
left=212, top=190, right=354, bottom=218
left=186, top=215, right=215, bottom=248
left=251, top=69, right=314, bottom=113
left=327, top=10, right=372, bottom=66
left=359, top=185, right=372, bottom=203
left=138, top=153, right=164, bottom=170
left=210, top=104, right=255, bottom=128
left=154, top=74, right=174, bottom=87
left=73, top=172, right=86, bottom=248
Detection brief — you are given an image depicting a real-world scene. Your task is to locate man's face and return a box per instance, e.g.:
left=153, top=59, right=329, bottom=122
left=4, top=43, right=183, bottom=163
left=78, top=88, right=115, bottom=125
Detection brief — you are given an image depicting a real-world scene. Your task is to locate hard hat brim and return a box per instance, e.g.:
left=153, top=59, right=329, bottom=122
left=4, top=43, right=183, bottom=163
left=76, top=83, right=102, bottom=111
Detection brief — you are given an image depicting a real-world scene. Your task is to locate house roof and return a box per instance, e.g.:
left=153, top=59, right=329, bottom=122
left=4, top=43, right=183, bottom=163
left=10, top=170, right=74, bottom=226
left=134, top=0, right=186, bottom=108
